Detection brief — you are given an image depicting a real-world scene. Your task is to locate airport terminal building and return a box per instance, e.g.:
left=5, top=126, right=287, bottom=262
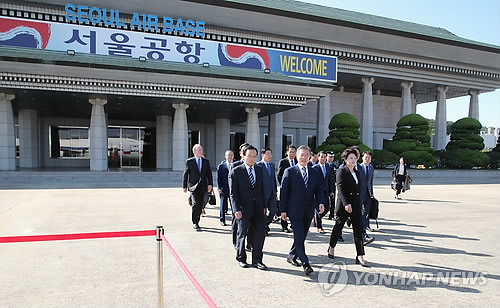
left=1, top=0, right=499, bottom=171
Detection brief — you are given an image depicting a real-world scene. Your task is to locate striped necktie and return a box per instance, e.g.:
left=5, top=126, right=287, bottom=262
left=248, top=166, right=255, bottom=188
left=301, top=167, right=308, bottom=188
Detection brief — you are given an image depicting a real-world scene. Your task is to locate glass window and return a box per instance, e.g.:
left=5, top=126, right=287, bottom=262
left=49, top=126, right=89, bottom=159
left=282, top=134, right=293, bottom=158
left=307, top=135, right=317, bottom=151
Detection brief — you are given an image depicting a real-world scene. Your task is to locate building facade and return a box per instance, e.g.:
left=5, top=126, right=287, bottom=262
left=1, top=0, right=499, bottom=171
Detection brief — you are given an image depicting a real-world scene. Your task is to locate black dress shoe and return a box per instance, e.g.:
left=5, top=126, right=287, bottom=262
left=355, top=256, right=370, bottom=267
left=363, top=236, right=375, bottom=246
left=239, top=261, right=249, bottom=268
left=253, top=262, right=268, bottom=270
left=220, top=221, right=227, bottom=226
left=193, top=224, right=201, bottom=230
left=282, top=228, right=291, bottom=233
left=245, top=246, right=253, bottom=252
left=287, top=257, right=300, bottom=267
left=303, top=264, right=313, bottom=276
left=327, top=249, right=335, bottom=259
left=337, top=235, right=344, bottom=242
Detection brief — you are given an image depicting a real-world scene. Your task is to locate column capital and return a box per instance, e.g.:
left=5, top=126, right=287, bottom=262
left=172, top=102, right=189, bottom=110
left=0, top=93, right=15, bottom=101
left=361, top=77, right=375, bottom=85
left=437, top=86, right=448, bottom=94
left=245, top=107, right=260, bottom=114
left=468, top=89, right=480, bottom=96
left=89, top=98, right=107, bottom=106
left=400, top=81, right=413, bottom=89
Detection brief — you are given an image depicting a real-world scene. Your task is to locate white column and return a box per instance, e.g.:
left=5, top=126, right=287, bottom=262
left=0, top=93, right=16, bottom=171
left=400, top=81, right=414, bottom=118
left=156, top=115, right=172, bottom=169
left=360, top=77, right=375, bottom=148
left=18, top=109, right=39, bottom=168
left=468, top=90, right=480, bottom=120
left=269, top=112, right=283, bottom=165
left=316, top=96, right=331, bottom=147
left=245, top=107, right=260, bottom=150
left=434, top=86, right=448, bottom=150
left=215, top=118, right=230, bottom=164
left=89, top=98, right=108, bottom=171
left=172, top=102, right=189, bottom=171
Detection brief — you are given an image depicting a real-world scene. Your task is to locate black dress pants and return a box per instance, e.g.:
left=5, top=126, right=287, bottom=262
left=329, top=207, right=365, bottom=256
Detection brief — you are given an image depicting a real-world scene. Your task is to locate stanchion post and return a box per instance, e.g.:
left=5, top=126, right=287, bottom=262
left=156, top=225, right=165, bottom=308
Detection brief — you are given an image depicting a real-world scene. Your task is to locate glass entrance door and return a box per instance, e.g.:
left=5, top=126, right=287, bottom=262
left=121, top=128, right=140, bottom=167
left=108, top=126, right=145, bottom=169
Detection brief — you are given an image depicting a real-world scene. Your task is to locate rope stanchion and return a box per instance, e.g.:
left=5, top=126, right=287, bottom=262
left=0, top=230, right=156, bottom=243
left=160, top=233, right=217, bottom=308
left=156, top=226, right=165, bottom=308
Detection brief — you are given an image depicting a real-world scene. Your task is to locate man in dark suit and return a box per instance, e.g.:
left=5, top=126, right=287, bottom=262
left=277, top=145, right=297, bottom=233
left=359, top=151, right=375, bottom=245
left=183, top=144, right=213, bottom=231
left=256, top=147, right=278, bottom=236
left=312, top=151, right=335, bottom=233
left=280, top=145, right=325, bottom=276
left=230, top=143, right=249, bottom=249
left=217, top=150, right=234, bottom=226
left=326, top=152, right=337, bottom=221
left=229, top=145, right=268, bottom=270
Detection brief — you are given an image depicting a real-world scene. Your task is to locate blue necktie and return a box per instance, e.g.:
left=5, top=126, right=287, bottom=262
left=322, top=165, right=326, bottom=178
left=248, top=166, right=255, bottom=188
left=266, top=162, right=271, bottom=176
left=197, top=158, right=201, bottom=172
left=302, top=167, right=308, bottom=188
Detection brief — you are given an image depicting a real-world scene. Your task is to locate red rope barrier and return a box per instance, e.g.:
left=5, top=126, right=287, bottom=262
left=0, top=230, right=156, bottom=243
left=160, top=233, right=217, bottom=308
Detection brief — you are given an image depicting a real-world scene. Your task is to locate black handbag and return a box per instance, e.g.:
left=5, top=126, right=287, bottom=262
left=369, top=197, right=379, bottom=228
left=208, top=191, right=216, bottom=205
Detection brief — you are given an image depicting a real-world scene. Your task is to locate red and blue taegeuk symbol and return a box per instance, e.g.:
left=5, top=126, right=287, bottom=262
left=218, top=44, right=269, bottom=70
left=0, top=18, right=51, bottom=49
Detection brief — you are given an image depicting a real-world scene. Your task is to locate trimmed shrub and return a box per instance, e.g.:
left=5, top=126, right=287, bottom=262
left=488, top=151, right=500, bottom=169
left=400, top=150, right=437, bottom=167
left=446, top=118, right=484, bottom=151
left=385, top=140, right=416, bottom=155
left=386, top=114, right=434, bottom=166
left=317, top=113, right=371, bottom=158
left=437, top=149, right=489, bottom=169
left=372, top=150, right=399, bottom=168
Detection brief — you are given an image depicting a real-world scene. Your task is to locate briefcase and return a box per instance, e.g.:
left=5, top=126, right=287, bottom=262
left=369, top=197, right=379, bottom=229
left=208, top=191, right=216, bottom=205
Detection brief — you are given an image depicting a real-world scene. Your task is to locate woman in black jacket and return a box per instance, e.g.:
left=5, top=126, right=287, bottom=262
left=392, top=157, right=408, bottom=199
left=327, top=148, right=368, bottom=267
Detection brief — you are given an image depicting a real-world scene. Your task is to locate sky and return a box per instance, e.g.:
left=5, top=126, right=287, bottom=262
left=298, top=0, right=500, bottom=128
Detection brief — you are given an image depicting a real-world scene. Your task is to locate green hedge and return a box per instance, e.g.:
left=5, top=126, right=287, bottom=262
left=372, top=150, right=399, bottom=168
left=400, top=151, right=437, bottom=166
left=385, top=140, right=416, bottom=155
left=437, top=149, right=490, bottom=169
left=446, top=117, right=484, bottom=152
left=488, top=151, right=500, bottom=169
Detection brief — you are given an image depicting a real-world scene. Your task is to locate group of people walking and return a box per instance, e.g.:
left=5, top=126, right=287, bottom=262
left=182, top=142, right=409, bottom=275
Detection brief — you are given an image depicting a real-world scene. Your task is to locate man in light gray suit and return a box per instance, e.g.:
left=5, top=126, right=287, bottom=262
left=359, top=151, right=375, bottom=245
left=256, top=147, right=278, bottom=236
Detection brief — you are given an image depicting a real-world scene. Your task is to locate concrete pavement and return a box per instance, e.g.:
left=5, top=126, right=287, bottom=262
left=0, top=173, right=499, bottom=307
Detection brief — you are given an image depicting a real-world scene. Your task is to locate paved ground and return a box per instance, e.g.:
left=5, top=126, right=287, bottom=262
left=0, top=173, right=499, bottom=308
